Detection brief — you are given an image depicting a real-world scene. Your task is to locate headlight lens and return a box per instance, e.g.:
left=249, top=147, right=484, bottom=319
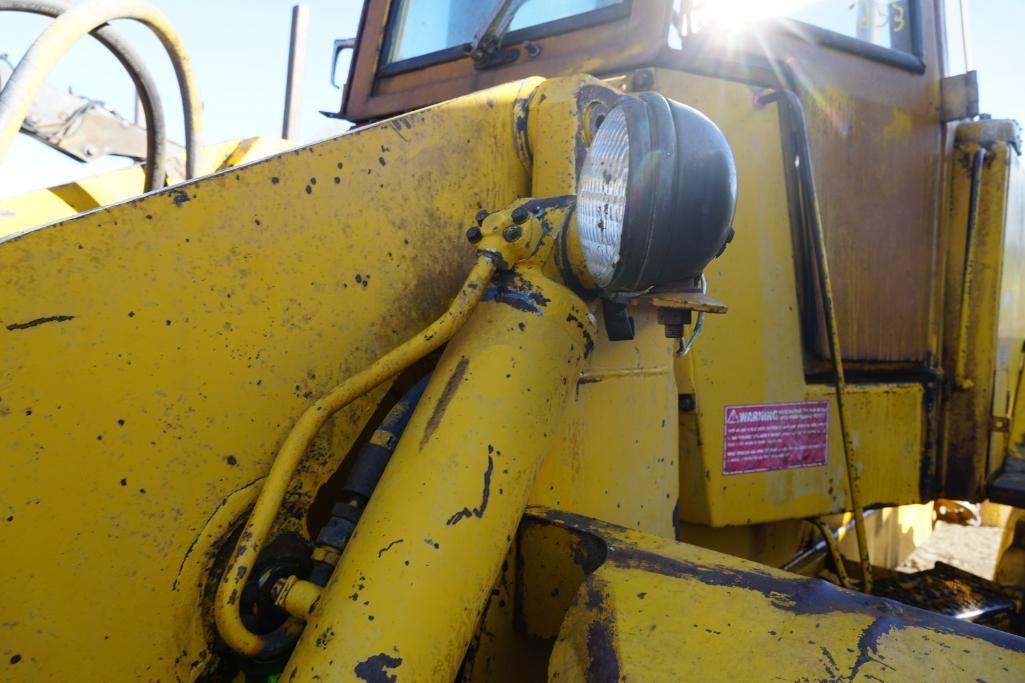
left=577, top=105, right=629, bottom=288
left=574, top=93, right=737, bottom=294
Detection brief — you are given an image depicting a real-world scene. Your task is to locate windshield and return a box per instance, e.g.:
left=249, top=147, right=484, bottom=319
left=383, top=0, right=625, bottom=65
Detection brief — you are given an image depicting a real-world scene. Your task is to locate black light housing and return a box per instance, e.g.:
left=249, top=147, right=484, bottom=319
left=576, top=93, right=737, bottom=293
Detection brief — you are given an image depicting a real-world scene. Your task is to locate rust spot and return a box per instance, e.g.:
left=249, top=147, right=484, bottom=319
left=316, top=627, right=335, bottom=649
left=354, top=653, right=402, bottom=682
left=584, top=578, right=620, bottom=682
left=171, top=190, right=190, bottom=206
left=420, top=356, right=469, bottom=448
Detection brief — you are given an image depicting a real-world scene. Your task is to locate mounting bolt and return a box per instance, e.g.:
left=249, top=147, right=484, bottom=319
left=502, top=224, right=523, bottom=242
left=631, top=69, right=654, bottom=91
left=466, top=225, right=483, bottom=244
left=511, top=206, right=529, bottom=225
left=475, top=209, right=490, bottom=226
left=663, top=322, right=684, bottom=338
left=657, top=307, right=690, bottom=339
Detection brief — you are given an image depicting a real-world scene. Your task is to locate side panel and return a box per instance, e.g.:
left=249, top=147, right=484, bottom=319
left=942, top=123, right=1025, bottom=499
left=659, top=69, right=928, bottom=526
left=531, top=306, right=679, bottom=539
left=0, top=81, right=534, bottom=680
left=532, top=508, right=1025, bottom=682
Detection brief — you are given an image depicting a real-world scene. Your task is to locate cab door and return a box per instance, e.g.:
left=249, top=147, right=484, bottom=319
left=672, top=0, right=944, bottom=364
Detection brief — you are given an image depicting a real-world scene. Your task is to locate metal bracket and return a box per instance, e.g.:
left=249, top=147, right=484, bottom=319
left=940, top=71, right=979, bottom=123
left=991, top=416, right=1011, bottom=433
left=602, top=299, right=635, bottom=342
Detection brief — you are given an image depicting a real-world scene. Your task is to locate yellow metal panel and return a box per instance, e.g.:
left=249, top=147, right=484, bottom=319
left=0, top=79, right=535, bottom=680
left=0, top=188, right=75, bottom=240
left=682, top=382, right=925, bottom=526
left=943, top=122, right=1025, bottom=497
left=539, top=509, right=1025, bottom=682
left=990, top=138, right=1025, bottom=471
left=531, top=306, right=679, bottom=538
left=656, top=68, right=928, bottom=525
left=0, top=137, right=294, bottom=238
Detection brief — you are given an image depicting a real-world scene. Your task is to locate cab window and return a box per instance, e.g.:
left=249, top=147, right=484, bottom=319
left=681, top=0, right=916, bottom=55
left=383, top=0, right=626, bottom=66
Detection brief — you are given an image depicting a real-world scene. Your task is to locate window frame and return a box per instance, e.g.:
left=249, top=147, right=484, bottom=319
left=378, top=1, right=633, bottom=76
left=773, top=0, right=926, bottom=73
left=339, top=0, right=672, bottom=122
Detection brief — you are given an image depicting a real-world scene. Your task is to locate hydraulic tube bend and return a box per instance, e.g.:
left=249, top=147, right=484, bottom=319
left=0, top=0, right=168, bottom=191
left=758, top=88, right=872, bottom=593
left=0, top=0, right=204, bottom=180
left=215, top=256, right=497, bottom=658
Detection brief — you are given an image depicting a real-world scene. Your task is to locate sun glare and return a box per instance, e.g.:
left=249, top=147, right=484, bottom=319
left=689, top=0, right=822, bottom=32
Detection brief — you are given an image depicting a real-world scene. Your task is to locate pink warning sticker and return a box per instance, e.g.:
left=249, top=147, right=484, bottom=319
left=722, top=401, right=829, bottom=475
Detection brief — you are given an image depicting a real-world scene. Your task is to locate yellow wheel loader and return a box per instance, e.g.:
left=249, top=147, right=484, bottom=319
left=2, top=0, right=1025, bottom=680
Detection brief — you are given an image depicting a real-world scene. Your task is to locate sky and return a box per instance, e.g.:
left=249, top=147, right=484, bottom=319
left=0, top=0, right=1022, bottom=197
left=0, top=0, right=361, bottom=195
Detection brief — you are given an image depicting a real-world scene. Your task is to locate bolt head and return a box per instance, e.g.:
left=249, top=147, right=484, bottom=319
left=475, top=209, right=490, bottom=226
left=502, top=225, right=523, bottom=242
left=466, top=225, right=483, bottom=244
left=511, top=206, right=529, bottom=225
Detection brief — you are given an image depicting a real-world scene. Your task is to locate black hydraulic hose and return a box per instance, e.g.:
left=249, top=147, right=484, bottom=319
left=309, top=373, right=432, bottom=587
left=1, top=0, right=168, bottom=191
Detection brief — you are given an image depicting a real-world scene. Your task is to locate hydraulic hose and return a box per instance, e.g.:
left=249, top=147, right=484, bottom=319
left=215, top=256, right=497, bottom=658
left=306, top=373, right=432, bottom=587
left=0, top=0, right=203, bottom=180
left=0, top=0, right=168, bottom=191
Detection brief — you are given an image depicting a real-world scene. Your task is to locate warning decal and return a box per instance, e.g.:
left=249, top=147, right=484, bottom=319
left=722, top=401, right=829, bottom=475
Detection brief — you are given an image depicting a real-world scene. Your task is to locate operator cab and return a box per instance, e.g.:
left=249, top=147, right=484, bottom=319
left=336, top=0, right=964, bottom=368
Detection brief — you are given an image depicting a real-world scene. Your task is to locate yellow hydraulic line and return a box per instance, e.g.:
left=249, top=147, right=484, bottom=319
left=809, top=519, right=852, bottom=589
left=283, top=260, right=592, bottom=679
left=805, top=166, right=872, bottom=593
left=0, top=0, right=204, bottom=178
left=806, top=165, right=872, bottom=593
left=760, top=89, right=872, bottom=593
left=215, top=256, right=497, bottom=657
left=954, top=147, right=987, bottom=389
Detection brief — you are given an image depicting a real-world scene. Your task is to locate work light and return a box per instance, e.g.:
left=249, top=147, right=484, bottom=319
left=576, top=93, right=737, bottom=293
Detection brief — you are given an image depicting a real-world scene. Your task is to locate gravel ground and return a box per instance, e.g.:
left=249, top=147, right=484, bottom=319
left=897, top=520, right=1004, bottom=579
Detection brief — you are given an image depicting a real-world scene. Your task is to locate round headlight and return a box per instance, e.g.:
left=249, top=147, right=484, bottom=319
left=576, top=93, right=737, bottom=293
left=577, top=105, right=630, bottom=287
